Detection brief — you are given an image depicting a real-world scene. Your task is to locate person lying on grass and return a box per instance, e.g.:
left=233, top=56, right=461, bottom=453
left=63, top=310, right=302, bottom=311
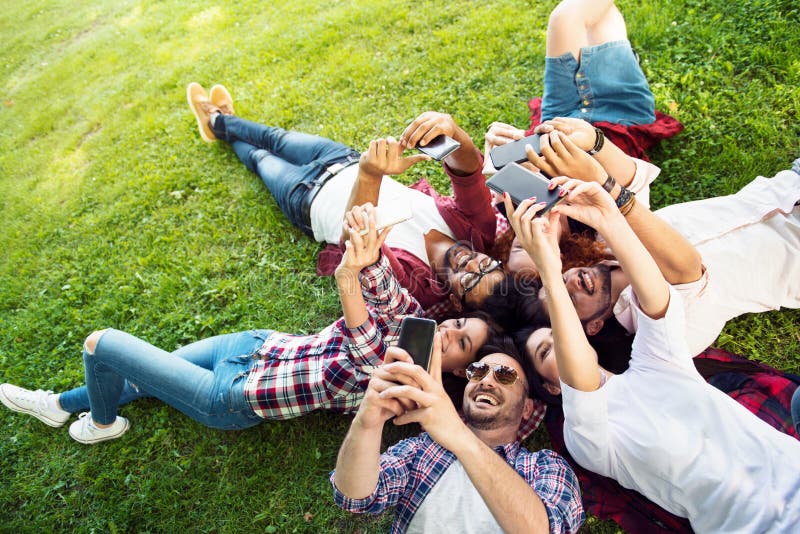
left=331, top=340, right=584, bottom=533
left=188, top=84, right=524, bottom=322
left=0, top=204, right=498, bottom=444
left=504, top=182, right=800, bottom=532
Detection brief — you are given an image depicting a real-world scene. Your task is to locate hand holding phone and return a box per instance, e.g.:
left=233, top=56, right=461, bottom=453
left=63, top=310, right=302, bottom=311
left=416, top=135, right=461, bottom=161
left=396, top=317, right=437, bottom=372
left=485, top=163, right=565, bottom=216
left=489, top=134, right=542, bottom=170
left=358, top=199, right=413, bottom=235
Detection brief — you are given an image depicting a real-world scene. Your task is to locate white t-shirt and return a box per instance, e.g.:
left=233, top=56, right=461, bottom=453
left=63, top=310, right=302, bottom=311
left=407, top=460, right=501, bottom=533
left=563, top=287, right=800, bottom=533
left=309, top=169, right=454, bottom=266
left=613, top=168, right=800, bottom=355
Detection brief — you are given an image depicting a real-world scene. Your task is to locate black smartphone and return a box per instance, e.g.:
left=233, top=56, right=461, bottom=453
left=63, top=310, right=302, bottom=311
left=485, top=162, right=565, bottom=214
left=396, top=317, right=437, bottom=372
left=416, top=134, right=461, bottom=161
left=489, top=134, right=542, bottom=170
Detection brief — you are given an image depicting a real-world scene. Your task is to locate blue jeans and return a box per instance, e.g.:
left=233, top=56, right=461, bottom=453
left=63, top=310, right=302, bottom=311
left=59, top=329, right=271, bottom=429
left=212, top=115, right=359, bottom=233
left=792, top=386, right=800, bottom=436
left=542, top=39, right=655, bottom=125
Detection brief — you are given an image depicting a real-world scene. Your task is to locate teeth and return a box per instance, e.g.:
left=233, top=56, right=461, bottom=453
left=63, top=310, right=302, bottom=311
left=581, top=272, right=594, bottom=294
left=475, top=394, right=498, bottom=406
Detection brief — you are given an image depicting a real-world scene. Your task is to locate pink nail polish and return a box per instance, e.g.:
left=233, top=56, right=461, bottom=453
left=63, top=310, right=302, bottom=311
left=529, top=196, right=537, bottom=202
left=559, top=189, right=567, bottom=197
left=548, top=182, right=556, bottom=190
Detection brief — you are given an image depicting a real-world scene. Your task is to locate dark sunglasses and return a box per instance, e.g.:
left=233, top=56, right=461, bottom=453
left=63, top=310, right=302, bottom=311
left=465, top=361, right=519, bottom=386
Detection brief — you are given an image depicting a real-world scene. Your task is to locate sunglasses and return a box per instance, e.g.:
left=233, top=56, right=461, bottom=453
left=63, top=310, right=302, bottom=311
left=465, top=361, right=519, bottom=386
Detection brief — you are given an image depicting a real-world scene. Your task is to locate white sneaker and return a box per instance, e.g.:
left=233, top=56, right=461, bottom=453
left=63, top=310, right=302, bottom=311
left=0, top=383, right=71, bottom=427
left=68, top=412, right=129, bottom=444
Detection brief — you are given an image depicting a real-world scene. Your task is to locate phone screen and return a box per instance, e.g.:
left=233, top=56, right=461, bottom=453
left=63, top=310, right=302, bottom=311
left=485, top=163, right=564, bottom=215
left=489, top=134, right=542, bottom=170
left=417, top=135, right=461, bottom=161
left=396, top=317, right=437, bottom=371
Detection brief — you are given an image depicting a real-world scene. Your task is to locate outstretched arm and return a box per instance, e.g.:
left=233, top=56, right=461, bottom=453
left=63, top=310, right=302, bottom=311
left=531, top=128, right=703, bottom=285
left=549, top=181, right=671, bottom=319
left=341, top=137, right=429, bottom=242
left=335, top=204, right=392, bottom=328
left=506, top=197, right=601, bottom=392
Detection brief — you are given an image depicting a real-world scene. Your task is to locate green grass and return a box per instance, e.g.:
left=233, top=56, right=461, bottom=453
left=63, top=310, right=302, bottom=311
left=1, top=0, right=798, bottom=531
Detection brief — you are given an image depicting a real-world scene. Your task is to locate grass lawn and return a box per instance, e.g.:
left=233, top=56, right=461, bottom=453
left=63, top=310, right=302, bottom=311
left=1, top=0, right=798, bottom=531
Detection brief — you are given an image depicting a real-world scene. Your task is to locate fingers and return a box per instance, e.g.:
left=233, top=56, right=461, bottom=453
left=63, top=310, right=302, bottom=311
left=428, top=331, right=442, bottom=384
left=381, top=361, right=437, bottom=392
left=401, top=112, right=454, bottom=148
left=379, top=384, right=428, bottom=407
left=546, top=130, right=571, bottom=160
left=384, top=346, right=414, bottom=365
left=372, top=365, right=421, bottom=389
left=485, top=122, right=523, bottom=148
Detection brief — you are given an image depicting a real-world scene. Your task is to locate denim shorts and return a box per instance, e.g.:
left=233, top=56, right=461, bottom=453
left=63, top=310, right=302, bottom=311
left=541, top=39, right=655, bottom=126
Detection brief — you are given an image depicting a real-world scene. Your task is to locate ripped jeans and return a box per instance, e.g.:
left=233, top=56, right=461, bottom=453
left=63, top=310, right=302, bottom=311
left=57, top=329, right=270, bottom=429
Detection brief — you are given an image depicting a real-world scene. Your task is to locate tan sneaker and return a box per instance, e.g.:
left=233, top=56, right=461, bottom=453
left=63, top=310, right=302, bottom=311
left=186, top=82, right=218, bottom=142
left=209, top=84, right=235, bottom=116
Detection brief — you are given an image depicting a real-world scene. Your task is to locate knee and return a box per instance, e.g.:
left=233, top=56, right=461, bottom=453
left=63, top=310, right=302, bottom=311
left=84, top=329, right=109, bottom=355
left=549, top=2, right=581, bottom=32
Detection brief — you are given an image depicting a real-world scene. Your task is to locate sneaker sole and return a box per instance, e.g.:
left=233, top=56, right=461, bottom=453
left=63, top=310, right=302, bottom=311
left=186, top=83, right=216, bottom=143
left=0, top=387, right=69, bottom=428
left=69, top=418, right=130, bottom=444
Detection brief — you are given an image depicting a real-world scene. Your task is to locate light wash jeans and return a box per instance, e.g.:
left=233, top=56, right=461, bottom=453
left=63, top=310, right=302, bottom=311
left=58, top=329, right=271, bottom=429
left=212, top=115, right=359, bottom=233
left=542, top=39, right=655, bottom=125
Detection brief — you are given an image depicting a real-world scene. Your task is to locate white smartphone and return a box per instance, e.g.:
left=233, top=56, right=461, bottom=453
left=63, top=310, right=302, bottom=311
left=358, top=200, right=413, bottom=235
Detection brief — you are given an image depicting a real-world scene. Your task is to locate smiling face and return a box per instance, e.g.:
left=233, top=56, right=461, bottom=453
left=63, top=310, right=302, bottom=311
left=561, top=264, right=613, bottom=322
left=462, top=353, right=530, bottom=431
left=524, top=327, right=561, bottom=396
left=437, top=317, right=491, bottom=373
left=442, top=244, right=505, bottom=309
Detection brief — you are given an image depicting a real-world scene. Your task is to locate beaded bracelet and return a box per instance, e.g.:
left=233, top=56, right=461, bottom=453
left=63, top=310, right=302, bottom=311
left=615, top=184, right=635, bottom=209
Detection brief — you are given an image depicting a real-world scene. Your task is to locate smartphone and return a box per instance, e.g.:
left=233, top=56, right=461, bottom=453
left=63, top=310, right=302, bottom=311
left=358, top=200, right=413, bottom=235
left=416, top=134, right=461, bottom=161
left=489, top=134, right=542, bottom=170
left=396, top=317, right=437, bottom=372
left=485, top=162, right=565, bottom=215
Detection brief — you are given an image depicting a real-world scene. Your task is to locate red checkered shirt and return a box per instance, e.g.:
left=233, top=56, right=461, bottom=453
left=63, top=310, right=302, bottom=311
left=243, top=254, right=423, bottom=419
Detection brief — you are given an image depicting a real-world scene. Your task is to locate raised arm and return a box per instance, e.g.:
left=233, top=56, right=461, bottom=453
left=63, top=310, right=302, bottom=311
left=332, top=363, right=412, bottom=502
left=400, top=111, right=482, bottom=176
left=550, top=180, right=671, bottom=318
left=534, top=130, right=703, bottom=284
left=335, top=204, right=392, bottom=328
left=506, top=197, right=601, bottom=392
left=341, top=137, right=429, bottom=242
